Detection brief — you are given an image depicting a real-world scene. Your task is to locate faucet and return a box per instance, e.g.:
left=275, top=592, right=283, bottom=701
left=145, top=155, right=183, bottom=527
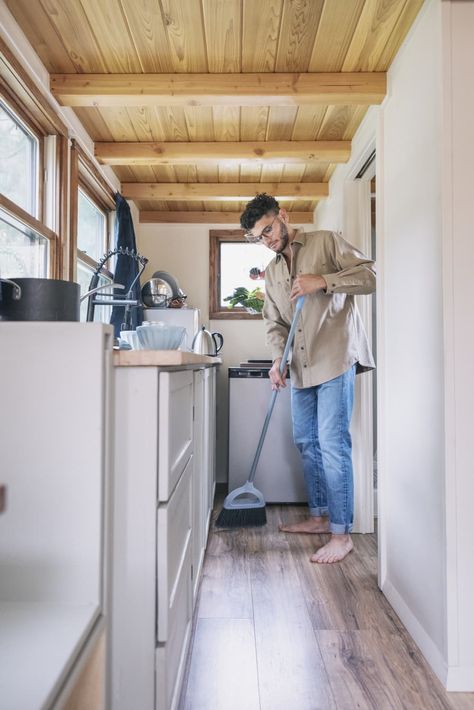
left=85, top=247, right=148, bottom=326
left=80, top=282, right=125, bottom=302
left=0, top=278, right=22, bottom=300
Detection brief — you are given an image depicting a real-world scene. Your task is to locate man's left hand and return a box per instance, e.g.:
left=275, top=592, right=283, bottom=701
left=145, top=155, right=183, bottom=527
left=290, top=274, right=326, bottom=300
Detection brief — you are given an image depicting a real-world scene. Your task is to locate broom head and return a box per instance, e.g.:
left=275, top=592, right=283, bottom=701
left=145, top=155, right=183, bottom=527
left=215, top=481, right=267, bottom=529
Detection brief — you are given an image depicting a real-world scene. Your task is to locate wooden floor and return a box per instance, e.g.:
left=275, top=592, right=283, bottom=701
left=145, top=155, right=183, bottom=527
left=179, top=505, right=474, bottom=710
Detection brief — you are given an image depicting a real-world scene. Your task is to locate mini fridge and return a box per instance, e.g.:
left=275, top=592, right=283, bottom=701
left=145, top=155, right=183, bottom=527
left=228, top=363, right=306, bottom=503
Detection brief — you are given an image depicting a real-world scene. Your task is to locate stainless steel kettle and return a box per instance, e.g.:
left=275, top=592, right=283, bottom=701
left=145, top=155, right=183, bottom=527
left=192, top=326, right=224, bottom=356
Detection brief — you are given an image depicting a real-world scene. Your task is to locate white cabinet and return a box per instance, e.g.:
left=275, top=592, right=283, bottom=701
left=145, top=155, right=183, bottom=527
left=158, top=371, right=194, bottom=502
left=111, top=364, right=217, bottom=710
left=157, top=456, right=193, bottom=643
left=192, top=370, right=205, bottom=599
left=204, top=366, right=217, bottom=533
left=191, top=368, right=217, bottom=601
left=0, top=323, right=113, bottom=710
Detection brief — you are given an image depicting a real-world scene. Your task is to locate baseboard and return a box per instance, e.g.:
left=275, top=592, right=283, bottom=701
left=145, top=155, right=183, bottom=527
left=446, top=666, right=474, bottom=692
left=382, top=579, right=448, bottom=686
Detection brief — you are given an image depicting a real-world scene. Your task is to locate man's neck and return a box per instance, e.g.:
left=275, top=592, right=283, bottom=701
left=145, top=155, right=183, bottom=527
left=282, top=224, right=297, bottom=260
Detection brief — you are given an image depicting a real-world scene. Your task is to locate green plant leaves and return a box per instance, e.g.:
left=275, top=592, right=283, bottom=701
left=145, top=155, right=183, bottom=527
left=223, top=286, right=265, bottom=313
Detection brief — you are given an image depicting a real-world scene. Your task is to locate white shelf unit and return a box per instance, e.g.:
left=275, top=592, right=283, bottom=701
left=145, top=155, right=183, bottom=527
left=0, top=323, right=113, bottom=710
left=111, top=364, right=217, bottom=710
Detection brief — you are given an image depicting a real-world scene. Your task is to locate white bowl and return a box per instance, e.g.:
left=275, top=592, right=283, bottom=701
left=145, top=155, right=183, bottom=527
left=120, top=330, right=141, bottom=349
left=136, top=323, right=185, bottom=350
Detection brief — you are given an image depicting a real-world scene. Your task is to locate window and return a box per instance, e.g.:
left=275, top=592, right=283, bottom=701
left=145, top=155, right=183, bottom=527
left=209, top=230, right=274, bottom=320
left=0, top=99, right=55, bottom=279
left=0, top=100, right=38, bottom=216
left=77, top=187, right=108, bottom=263
left=0, top=208, right=49, bottom=278
left=76, top=180, right=113, bottom=322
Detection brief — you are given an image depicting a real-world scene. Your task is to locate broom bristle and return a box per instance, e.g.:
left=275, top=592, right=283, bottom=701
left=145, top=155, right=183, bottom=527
left=215, top=505, right=267, bottom=529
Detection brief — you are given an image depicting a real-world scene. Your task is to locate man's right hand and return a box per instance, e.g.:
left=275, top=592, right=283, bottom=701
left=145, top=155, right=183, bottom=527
left=269, top=357, right=287, bottom=391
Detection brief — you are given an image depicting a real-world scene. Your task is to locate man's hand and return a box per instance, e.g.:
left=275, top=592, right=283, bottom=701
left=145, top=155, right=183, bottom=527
left=290, top=274, right=326, bottom=300
left=269, top=357, right=287, bottom=391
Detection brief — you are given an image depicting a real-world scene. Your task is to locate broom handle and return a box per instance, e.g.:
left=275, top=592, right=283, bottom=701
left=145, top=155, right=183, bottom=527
left=248, top=296, right=305, bottom=484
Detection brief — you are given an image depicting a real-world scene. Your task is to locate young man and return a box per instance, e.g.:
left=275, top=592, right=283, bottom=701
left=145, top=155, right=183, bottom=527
left=240, top=194, right=375, bottom=564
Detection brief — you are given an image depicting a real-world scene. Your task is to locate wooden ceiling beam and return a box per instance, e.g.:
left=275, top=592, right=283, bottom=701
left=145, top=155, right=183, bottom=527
left=139, top=211, right=314, bottom=224
left=122, top=182, right=328, bottom=201
left=50, top=72, right=386, bottom=107
left=96, top=141, right=350, bottom=166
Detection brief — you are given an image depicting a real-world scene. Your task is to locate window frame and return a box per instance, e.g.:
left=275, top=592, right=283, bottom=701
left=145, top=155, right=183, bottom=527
left=77, top=181, right=109, bottom=264
left=74, top=146, right=115, bottom=311
left=0, top=94, right=44, bottom=221
left=70, top=140, right=115, bottom=284
left=0, top=192, right=58, bottom=278
left=0, top=92, right=55, bottom=277
left=209, top=229, right=264, bottom=321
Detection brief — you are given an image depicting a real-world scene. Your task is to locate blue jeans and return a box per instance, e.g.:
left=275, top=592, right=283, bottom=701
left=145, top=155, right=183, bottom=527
left=291, top=366, right=356, bottom=534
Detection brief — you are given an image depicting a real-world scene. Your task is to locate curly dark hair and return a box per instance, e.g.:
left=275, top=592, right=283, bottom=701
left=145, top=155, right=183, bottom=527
left=240, top=193, right=280, bottom=231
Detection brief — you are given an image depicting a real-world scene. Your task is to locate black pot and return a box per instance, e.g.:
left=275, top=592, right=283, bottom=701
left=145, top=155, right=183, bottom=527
left=0, top=278, right=81, bottom=321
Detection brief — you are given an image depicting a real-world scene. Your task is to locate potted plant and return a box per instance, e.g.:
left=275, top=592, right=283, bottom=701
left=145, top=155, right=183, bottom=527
left=223, top=286, right=265, bottom=314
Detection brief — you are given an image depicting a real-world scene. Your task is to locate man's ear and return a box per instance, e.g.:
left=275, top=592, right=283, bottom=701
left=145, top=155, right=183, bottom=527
left=279, top=207, right=289, bottom=223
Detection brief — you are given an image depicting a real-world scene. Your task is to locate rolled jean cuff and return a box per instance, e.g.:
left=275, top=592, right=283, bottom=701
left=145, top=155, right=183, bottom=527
left=330, top=522, right=353, bottom=534
left=310, top=506, right=329, bottom=518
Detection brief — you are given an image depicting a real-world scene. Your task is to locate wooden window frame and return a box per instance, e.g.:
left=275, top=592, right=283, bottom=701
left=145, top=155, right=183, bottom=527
left=0, top=37, right=67, bottom=277
left=74, top=144, right=115, bottom=285
left=0, top=192, right=59, bottom=278
left=77, top=182, right=109, bottom=259
left=209, top=229, right=263, bottom=321
left=0, top=92, right=45, bottom=224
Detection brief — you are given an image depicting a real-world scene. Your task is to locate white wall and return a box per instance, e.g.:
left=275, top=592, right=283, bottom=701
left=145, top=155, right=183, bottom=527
left=319, top=0, right=474, bottom=690
left=376, top=0, right=447, bottom=676
left=314, top=106, right=377, bottom=233
left=441, top=0, right=474, bottom=690
left=135, top=222, right=268, bottom=482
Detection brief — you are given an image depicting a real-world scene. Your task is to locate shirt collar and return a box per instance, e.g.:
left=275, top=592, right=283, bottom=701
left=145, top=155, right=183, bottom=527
left=275, top=228, right=306, bottom=262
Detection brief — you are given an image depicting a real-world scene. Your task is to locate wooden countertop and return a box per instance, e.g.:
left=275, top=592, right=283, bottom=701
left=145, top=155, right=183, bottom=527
left=113, top=349, right=221, bottom=367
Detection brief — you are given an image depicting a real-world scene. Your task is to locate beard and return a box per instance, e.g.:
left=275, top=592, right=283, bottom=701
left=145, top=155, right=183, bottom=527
left=274, top=222, right=289, bottom=253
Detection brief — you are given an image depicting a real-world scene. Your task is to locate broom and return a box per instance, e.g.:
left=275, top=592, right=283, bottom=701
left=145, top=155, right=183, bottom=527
left=215, top=296, right=305, bottom=528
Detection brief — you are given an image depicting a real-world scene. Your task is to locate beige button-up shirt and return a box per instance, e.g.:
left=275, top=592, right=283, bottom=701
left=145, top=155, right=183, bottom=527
left=262, top=229, right=376, bottom=388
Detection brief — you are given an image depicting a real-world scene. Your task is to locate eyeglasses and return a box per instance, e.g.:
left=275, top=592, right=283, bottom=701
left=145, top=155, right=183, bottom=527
left=245, top=215, right=278, bottom=244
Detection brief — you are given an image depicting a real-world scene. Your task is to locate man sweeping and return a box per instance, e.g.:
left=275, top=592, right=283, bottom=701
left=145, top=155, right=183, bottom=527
left=240, top=194, right=376, bottom=564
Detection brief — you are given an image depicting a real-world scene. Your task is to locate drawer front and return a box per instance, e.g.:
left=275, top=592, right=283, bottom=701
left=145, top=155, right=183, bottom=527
left=158, top=370, right=194, bottom=502
left=155, top=542, right=193, bottom=710
left=156, top=456, right=193, bottom=643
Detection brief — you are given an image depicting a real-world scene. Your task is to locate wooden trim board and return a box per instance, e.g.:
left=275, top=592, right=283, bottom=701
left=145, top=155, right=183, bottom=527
left=113, top=350, right=221, bottom=367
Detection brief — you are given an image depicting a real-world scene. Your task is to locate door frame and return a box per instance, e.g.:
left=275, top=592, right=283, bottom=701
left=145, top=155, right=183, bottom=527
left=343, top=136, right=376, bottom=535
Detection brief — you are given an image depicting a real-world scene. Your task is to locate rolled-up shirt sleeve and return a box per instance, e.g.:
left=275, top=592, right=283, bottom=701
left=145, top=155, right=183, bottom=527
left=262, top=272, right=289, bottom=361
left=321, top=231, right=376, bottom=295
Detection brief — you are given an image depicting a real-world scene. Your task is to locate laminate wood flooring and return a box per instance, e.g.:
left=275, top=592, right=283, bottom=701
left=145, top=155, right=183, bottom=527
left=179, top=505, right=474, bottom=710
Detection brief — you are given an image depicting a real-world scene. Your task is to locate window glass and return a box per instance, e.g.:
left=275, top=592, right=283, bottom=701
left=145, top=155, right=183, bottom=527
left=77, top=189, right=107, bottom=263
left=220, top=242, right=274, bottom=307
left=0, top=102, right=38, bottom=215
left=77, top=260, right=112, bottom=323
left=0, top=209, right=49, bottom=278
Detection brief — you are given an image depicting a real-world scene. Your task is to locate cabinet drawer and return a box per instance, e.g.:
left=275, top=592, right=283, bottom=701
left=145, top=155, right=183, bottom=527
left=155, top=542, right=193, bottom=710
left=158, top=370, right=194, bottom=502
left=156, top=456, right=193, bottom=643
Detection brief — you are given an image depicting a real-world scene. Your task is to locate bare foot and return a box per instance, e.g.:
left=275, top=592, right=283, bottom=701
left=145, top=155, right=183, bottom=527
left=310, top=534, right=353, bottom=564
left=279, top=516, right=330, bottom=534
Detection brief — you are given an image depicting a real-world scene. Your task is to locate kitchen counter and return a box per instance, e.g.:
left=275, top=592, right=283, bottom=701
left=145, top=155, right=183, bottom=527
left=113, top=350, right=221, bottom=367
left=0, top=602, right=98, bottom=709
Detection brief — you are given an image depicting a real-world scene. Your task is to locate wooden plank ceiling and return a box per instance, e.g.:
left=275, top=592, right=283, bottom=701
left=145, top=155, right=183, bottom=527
left=7, top=0, right=424, bottom=223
